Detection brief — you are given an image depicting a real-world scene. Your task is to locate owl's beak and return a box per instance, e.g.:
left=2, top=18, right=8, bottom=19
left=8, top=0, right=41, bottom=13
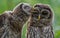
left=30, top=8, right=34, bottom=12
left=38, top=15, right=40, bottom=20
left=31, top=8, right=38, bottom=13
left=31, top=8, right=41, bottom=20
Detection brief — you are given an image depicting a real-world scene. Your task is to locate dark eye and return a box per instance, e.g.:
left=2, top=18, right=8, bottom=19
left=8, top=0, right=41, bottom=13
left=41, top=9, right=50, bottom=18
left=32, top=12, right=38, bottom=18
left=24, top=5, right=31, bottom=11
left=22, top=5, right=31, bottom=13
left=42, top=11, right=48, bottom=15
left=24, top=6, right=30, bottom=9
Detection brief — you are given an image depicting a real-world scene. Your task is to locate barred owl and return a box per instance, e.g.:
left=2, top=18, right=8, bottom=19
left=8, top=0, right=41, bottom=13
left=27, top=4, right=54, bottom=38
left=0, top=3, right=32, bottom=38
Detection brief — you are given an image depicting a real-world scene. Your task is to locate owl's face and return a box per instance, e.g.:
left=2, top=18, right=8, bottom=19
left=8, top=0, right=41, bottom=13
left=31, top=4, right=53, bottom=27
left=12, top=3, right=33, bottom=23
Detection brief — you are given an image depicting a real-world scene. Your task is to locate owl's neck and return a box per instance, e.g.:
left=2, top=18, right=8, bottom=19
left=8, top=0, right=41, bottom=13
left=27, top=25, right=54, bottom=38
left=11, top=11, right=29, bottom=31
left=14, top=11, right=29, bottom=23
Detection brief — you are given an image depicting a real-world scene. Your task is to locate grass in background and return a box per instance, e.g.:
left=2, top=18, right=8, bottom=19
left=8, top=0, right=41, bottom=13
left=0, top=0, right=60, bottom=38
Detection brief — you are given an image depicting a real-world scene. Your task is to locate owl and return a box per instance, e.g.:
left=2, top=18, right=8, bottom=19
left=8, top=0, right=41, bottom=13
left=0, top=3, right=32, bottom=38
left=27, top=4, right=54, bottom=38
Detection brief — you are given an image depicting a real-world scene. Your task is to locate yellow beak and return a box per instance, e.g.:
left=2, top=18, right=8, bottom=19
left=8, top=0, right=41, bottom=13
left=38, top=15, right=40, bottom=20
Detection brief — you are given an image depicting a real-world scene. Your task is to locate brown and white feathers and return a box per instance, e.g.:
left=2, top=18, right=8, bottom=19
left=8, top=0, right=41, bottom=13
left=27, top=4, right=54, bottom=38
left=0, top=3, right=32, bottom=38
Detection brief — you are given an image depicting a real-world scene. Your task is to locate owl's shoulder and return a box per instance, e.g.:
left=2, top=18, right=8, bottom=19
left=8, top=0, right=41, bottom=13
left=0, top=11, right=12, bottom=28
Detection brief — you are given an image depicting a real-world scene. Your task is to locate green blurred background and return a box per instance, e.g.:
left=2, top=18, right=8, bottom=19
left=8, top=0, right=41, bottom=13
left=0, top=0, right=60, bottom=38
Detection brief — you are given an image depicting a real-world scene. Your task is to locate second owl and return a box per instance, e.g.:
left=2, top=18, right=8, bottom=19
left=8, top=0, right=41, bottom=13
left=27, top=4, right=54, bottom=38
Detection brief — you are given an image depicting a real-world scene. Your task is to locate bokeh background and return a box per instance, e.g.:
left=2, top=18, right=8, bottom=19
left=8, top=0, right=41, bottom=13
left=0, top=0, right=60, bottom=38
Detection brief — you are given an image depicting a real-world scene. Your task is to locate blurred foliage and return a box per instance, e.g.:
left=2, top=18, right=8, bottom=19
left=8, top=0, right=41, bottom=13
left=0, top=0, right=60, bottom=38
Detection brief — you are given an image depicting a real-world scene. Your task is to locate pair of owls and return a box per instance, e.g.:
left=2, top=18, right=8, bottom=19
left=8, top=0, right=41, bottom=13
left=0, top=3, right=54, bottom=38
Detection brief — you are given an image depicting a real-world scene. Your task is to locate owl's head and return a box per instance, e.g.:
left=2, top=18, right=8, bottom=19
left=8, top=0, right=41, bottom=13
left=13, top=3, right=32, bottom=15
left=31, top=4, right=53, bottom=26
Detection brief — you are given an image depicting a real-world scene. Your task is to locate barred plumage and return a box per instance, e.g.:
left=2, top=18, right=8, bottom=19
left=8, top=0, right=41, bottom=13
left=0, top=3, right=32, bottom=38
left=27, top=4, right=54, bottom=38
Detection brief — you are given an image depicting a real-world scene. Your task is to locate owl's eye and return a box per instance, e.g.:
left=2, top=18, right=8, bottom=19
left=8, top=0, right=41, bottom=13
left=32, top=12, right=38, bottom=18
left=42, top=11, right=48, bottom=15
left=22, top=3, right=31, bottom=12
left=24, top=6, right=31, bottom=10
left=41, top=9, right=50, bottom=18
left=22, top=4, right=31, bottom=15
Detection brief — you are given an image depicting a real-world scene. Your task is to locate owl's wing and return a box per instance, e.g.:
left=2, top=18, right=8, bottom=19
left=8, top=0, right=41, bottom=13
left=0, top=13, right=7, bottom=37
